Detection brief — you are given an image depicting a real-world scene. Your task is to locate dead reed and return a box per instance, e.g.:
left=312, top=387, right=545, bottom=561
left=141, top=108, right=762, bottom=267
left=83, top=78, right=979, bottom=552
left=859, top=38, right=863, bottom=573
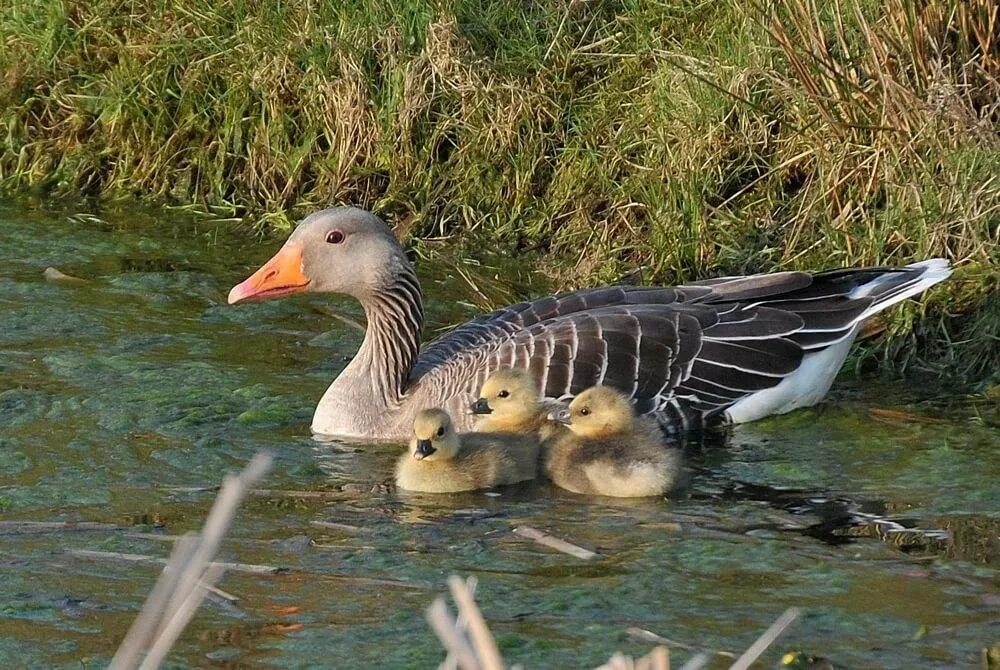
left=110, top=452, right=273, bottom=669
left=427, top=572, right=801, bottom=670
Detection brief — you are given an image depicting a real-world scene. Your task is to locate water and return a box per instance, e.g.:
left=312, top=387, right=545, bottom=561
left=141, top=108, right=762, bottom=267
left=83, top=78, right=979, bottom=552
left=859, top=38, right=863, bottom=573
left=1, top=201, right=996, bottom=668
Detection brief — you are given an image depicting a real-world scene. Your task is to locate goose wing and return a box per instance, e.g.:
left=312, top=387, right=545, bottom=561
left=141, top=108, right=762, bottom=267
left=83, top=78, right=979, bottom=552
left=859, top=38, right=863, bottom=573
left=411, top=285, right=709, bottom=377
left=412, top=297, right=807, bottom=429
left=411, top=263, right=945, bottom=429
left=497, top=302, right=806, bottom=423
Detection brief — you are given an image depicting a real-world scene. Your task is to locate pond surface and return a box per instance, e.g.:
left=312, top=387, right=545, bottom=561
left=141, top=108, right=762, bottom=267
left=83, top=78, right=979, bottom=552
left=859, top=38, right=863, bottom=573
left=0, top=201, right=997, bottom=669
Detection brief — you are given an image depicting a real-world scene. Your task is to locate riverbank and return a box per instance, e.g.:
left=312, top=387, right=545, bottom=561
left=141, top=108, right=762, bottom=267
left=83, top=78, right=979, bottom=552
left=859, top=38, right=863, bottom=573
left=1, top=0, right=997, bottom=381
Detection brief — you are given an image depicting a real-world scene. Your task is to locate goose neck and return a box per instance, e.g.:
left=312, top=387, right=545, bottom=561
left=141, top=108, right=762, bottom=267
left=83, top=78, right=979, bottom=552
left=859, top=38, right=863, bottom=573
left=356, top=272, right=424, bottom=406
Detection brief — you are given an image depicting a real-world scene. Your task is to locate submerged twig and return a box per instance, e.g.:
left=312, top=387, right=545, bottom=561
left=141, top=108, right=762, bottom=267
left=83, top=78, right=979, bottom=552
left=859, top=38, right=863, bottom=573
left=310, top=520, right=372, bottom=535
left=43, top=267, right=89, bottom=284
left=0, top=520, right=122, bottom=535
left=69, top=544, right=429, bottom=590
left=253, top=487, right=383, bottom=500
left=160, top=485, right=220, bottom=494
left=512, top=525, right=597, bottom=560
left=69, top=549, right=286, bottom=575
left=163, top=485, right=374, bottom=501
left=627, top=628, right=737, bottom=659
left=201, top=583, right=239, bottom=603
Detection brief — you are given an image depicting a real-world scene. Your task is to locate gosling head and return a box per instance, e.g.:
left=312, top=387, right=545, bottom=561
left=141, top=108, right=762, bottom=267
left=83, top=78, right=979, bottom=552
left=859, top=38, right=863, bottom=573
left=470, top=368, right=542, bottom=421
left=410, top=408, right=460, bottom=461
left=554, top=386, right=635, bottom=439
left=228, top=207, right=412, bottom=304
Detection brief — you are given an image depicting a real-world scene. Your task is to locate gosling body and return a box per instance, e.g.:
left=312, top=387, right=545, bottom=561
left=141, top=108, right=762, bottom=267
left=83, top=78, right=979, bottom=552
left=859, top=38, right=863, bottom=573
left=547, top=387, right=682, bottom=498
left=396, top=408, right=539, bottom=493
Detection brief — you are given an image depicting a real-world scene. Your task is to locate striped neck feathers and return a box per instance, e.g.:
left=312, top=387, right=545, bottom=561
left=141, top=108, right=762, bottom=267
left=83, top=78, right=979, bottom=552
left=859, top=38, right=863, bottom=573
left=356, top=261, right=423, bottom=406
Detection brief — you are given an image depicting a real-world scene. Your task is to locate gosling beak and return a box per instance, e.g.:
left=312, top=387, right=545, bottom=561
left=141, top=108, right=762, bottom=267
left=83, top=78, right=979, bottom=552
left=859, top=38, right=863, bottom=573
left=469, top=398, right=493, bottom=415
left=549, top=407, right=572, bottom=425
left=413, top=439, right=436, bottom=460
left=228, top=242, right=311, bottom=304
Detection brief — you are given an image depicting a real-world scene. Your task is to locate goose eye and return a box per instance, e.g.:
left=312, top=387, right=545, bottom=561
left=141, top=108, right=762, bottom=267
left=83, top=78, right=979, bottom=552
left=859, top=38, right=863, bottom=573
left=436, top=426, right=444, bottom=437
left=497, top=390, right=509, bottom=398
left=326, top=230, right=345, bottom=244
left=579, top=407, right=590, bottom=416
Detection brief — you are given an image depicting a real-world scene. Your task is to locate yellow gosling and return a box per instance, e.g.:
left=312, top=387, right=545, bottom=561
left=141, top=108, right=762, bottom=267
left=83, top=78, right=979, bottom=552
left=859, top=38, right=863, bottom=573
left=395, top=408, right=540, bottom=493
left=545, top=387, right=682, bottom=498
left=470, top=368, right=558, bottom=436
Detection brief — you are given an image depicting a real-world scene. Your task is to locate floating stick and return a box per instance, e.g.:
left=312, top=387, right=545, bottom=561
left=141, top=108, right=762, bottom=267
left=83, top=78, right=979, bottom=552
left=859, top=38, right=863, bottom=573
left=512, top=525, right=597, bottom=560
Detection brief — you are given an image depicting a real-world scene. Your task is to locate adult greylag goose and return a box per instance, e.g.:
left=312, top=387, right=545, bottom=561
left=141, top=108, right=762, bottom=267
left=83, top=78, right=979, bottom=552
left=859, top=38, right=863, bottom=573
left=546, top=386, right=683, bottom=497
left=228, top=207, right=951, bottom=440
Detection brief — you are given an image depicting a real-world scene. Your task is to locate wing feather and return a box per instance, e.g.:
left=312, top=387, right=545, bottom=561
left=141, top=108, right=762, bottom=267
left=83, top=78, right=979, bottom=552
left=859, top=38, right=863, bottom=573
left=410, top=263, right=946, bottom=433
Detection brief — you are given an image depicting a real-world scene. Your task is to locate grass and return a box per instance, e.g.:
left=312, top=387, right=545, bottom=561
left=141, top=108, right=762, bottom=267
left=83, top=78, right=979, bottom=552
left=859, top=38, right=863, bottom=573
left=0, top=0, right=997, bottom=381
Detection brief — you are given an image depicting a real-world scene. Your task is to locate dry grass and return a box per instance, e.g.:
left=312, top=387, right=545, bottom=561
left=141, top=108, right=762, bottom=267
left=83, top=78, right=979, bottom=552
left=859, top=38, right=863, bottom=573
left=0, top=0, right=996, bottom=379
left=111, top=452, right=273, bottom=669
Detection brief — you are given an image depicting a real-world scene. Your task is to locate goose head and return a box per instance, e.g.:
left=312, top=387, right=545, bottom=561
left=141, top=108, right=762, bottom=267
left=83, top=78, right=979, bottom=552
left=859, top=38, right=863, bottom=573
left=470, top=368, right=542, bottom=421
left=228, top=207, right=409, bottom=304
left=555, top=386, right=634, bottom=439
left=410, top=408, right=460, bottom=461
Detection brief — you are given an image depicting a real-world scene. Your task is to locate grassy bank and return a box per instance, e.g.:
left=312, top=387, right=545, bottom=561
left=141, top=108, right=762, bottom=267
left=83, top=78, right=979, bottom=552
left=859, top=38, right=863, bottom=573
left=1, top=0, right=997, bottom=380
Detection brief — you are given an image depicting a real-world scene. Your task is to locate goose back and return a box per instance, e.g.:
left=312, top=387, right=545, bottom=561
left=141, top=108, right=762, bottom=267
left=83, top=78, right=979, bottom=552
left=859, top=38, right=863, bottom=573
left=409, top=263, right=949, bottom=435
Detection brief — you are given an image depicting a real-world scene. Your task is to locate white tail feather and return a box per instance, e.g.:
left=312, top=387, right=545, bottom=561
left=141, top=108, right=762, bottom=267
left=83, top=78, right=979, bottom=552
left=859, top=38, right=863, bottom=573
left=727, top=258, right=951, bottom=424
left=851, top=258, right=952, bottom=321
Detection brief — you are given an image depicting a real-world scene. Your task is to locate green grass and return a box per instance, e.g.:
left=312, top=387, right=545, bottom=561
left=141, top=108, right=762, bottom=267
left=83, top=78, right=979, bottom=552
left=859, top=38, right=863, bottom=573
left=1, top=0, right=997, bottom=382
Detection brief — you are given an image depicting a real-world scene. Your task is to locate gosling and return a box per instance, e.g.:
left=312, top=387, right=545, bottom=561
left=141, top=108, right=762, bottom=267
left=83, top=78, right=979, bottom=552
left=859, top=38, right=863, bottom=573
left=395, top=408, right=540, bottom=493
left=470, top=368, right=562, bottom=439
left=546, top=387, right=682, bottom=498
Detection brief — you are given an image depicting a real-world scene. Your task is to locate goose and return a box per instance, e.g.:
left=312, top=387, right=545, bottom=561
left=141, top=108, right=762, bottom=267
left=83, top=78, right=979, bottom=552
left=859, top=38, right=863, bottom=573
left=227, top=207, right=951, bottom=440
left=470, top=368, right=560, bottom=436
left=546, top=386, right=683, bottom=497
left=395, top=408, right=539, bottom=493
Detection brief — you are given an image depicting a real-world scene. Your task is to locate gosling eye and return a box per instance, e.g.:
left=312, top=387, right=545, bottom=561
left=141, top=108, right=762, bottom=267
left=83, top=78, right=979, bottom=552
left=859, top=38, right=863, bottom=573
left=579, top=407, right=591, bottom=416
left=326, top=229, right=345, bottom=244
left=436, top=426, right=445, bottom=437
left=497, top=390, right=510, bottom=399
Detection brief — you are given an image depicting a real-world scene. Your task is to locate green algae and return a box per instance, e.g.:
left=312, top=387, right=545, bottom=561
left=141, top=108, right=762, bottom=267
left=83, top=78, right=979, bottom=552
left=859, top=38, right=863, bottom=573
left=0, top=202, right=996, bottom=668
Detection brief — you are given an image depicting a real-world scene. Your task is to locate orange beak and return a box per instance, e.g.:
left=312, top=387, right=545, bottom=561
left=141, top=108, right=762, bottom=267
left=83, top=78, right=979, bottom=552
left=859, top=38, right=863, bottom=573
left=228, top=242, right=311, bottom=304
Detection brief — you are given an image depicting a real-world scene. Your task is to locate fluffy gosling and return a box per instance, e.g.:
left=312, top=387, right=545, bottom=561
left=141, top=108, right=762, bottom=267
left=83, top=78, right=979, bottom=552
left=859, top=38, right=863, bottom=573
left=395, top=408, right=540, bottom=493
left=470, top=368, right=561, bottom=439
left=546, top=387, right=682, bottom=498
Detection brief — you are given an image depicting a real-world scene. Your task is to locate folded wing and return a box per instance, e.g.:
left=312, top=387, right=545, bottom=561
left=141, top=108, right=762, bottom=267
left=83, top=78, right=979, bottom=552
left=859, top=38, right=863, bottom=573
left=411, top=262, right=948, bottom=431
